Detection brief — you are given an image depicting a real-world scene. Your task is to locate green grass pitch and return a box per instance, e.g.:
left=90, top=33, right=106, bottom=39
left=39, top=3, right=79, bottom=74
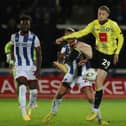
left=0, top=98, right=126, bottom=126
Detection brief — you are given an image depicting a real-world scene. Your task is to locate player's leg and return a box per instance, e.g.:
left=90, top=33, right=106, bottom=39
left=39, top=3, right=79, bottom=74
left=75, top=74, right=95, bottom=118
left=86, top=50, right=113, bottom=121
left=77, top=63, right=94, bottom=109
left=27, top=80, right=38, bottom=117
left=81, top=81, right=109, bottom=125
left=95, top=69, right=107, bottom=111
left=76, top=71, right=100, bottom=122
left=49, top=62, right=75, bottom=114
left=96, top=108, right=110, bottom=125
left=42, top=82, right=70, bottom=123
left=52, top=82, right=70, bottom=113
left=16, top=77, right=30, bottom=121
left=26, top=65, right=39, bottom=118
left=42, top=61, right=76, bottom=123
left=86, top=69, right=107, bottom=121
left=82, top=85, right=102, bottom=121
left=91, top=69, right=110, bottom=125
left=81, top=86, right=94, bottom=109
left=78, top=79, right=95, bottom=119
left=74, top=41, right=93, bottom=60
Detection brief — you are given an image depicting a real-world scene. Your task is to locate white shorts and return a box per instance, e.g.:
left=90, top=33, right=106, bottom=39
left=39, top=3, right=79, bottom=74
left=70, top=76, right=92, bottom=89
left=62, top=61, right=92, bottom=89
left=15, top=65, right=37, bottom=80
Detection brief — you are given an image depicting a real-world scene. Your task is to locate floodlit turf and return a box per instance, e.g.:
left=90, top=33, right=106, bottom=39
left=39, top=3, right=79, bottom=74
left=0, top=98, right=126, bottom=126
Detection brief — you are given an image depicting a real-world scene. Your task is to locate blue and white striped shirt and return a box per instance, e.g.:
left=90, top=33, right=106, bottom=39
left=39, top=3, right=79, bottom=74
left=11, top=31, right=40, bottom=66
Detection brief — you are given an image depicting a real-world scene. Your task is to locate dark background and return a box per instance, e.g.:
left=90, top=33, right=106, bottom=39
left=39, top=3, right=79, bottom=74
left=0, top=0, right=126, bottom=68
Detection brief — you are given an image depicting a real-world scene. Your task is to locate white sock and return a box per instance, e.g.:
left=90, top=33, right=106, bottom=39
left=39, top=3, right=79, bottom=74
left=93, top=108, right=99, bottom=113
left=89, top=103, right=102, bottom=120
left=51, top=99, right=62, bottom=113
left=97, top=109, right=102, bottom=120
left=19, top=85, right=27, bottom=116
left=29, top=89, right=38, bottom=108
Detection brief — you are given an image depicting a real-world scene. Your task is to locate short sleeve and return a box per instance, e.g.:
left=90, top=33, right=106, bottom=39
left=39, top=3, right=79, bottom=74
left=34, top=36, right=40, bottom=47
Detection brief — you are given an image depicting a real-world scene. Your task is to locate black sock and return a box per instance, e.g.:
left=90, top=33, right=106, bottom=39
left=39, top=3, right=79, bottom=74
left=94, top=90, right=103, bottom=109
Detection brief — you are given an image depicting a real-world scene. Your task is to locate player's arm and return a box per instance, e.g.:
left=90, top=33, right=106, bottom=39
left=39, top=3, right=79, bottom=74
left=4, top=41, right=12, bottom=54
left=35, top=46, right=42, bottom=77
left=53, top=46, right=69, bottom=73
left=113, top=22, right=124, bottom=64
left=114, top=23, right=124, bottom=55
left=33, top=49, right=37, bottom=62
left=10, top=35, right=15, bottom=64
left=34, top=36, right=42, bottom=78
left=10, top=45, right=14, bottom=64
left=56, top=22, right=94, bottom=45
left=4, top=41, right=13, bottom=64
left=8, top=43, right=14, bottom=74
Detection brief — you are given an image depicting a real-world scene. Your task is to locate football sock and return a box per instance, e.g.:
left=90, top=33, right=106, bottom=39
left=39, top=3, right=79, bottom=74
left=94, top=90, right=103, bottom=109
left=97, top=109, right=102, bottom=120
left=90, top=103, right=102, bottom=120
left=29, top=89, right=38, bottom=108
left=51, top=99, right=62, bottom=113
left=19, top=85, right=27, bottom=116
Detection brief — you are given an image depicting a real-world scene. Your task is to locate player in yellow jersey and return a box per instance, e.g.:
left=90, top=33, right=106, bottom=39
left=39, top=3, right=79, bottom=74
left=42, top=28, right=108, bottom=125
left=56, top=5, right=124, bottom=124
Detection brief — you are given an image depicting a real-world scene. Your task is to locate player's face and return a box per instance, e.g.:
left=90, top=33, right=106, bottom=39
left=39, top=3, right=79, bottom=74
left=97, top=9, right=109, bottom=22
left=20, top=20, right=31, bottom=33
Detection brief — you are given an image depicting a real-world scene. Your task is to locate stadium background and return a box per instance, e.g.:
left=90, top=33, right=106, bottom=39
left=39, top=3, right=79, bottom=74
left=0, top=1, right=126, bottom=126
left=0, top=0, right=126, bottom=68
left=0, top=0, right=126, bottom=98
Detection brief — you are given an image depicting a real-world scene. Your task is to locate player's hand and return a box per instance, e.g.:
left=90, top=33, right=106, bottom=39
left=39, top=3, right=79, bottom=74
left=113, top=54, right=119, bottom=65
left=52, top=61, right=68, bottom=73
left=34, top=68, right=41, bottom=78
left=56, top=37, right=64, bottom=45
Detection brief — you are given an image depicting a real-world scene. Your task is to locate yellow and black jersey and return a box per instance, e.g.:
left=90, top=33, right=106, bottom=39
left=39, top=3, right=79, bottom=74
left=63, top=19, right=124, bottom=55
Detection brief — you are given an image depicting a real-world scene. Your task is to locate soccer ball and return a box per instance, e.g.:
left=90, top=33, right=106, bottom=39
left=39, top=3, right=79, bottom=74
left=83, top=68, right=97, bottom=81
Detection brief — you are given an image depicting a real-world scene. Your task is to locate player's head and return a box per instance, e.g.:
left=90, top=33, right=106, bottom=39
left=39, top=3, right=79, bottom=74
left=19, top=14, right=32, bottom=33
left=64, top=27, right=77, bottom=46
left=97, top=5, right=110, bottom=22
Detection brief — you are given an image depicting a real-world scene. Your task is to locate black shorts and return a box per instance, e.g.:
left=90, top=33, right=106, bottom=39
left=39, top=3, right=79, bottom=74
left=91, top=49, right=114, bottom=72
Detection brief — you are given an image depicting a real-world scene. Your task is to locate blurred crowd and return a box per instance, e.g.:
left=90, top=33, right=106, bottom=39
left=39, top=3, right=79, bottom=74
left=0, top=0, right=56, bottom=68
left=0, top=0, right=126, bottom=68
left=57, top=0, right=126, bottom=24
